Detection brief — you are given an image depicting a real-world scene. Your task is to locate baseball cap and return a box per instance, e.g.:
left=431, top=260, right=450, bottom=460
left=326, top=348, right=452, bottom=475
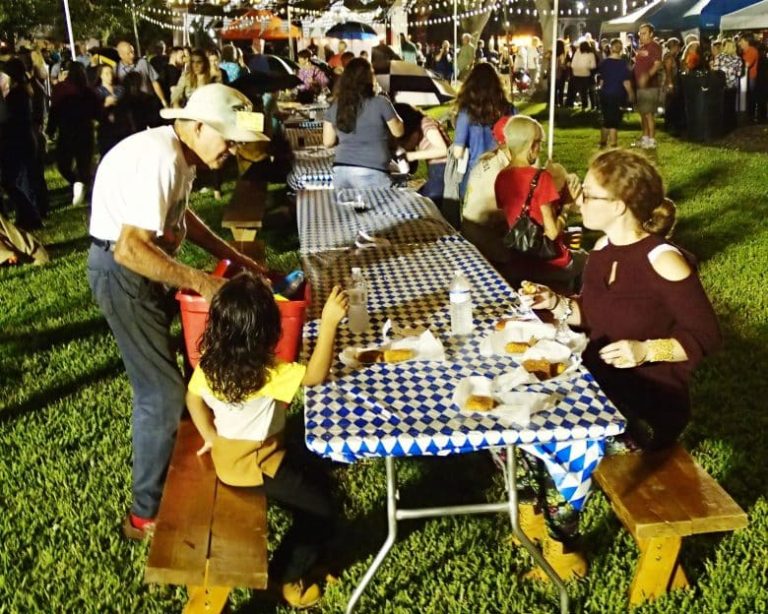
left=160, top=83, right=269, bottom=142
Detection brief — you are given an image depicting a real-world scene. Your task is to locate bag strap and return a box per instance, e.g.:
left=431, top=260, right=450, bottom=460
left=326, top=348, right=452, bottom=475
left=521, top=168, right=545, bottom=216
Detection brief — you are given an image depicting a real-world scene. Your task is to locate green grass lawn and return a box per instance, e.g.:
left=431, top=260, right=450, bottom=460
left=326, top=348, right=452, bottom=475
left=1, top=111, right=767, bottom=613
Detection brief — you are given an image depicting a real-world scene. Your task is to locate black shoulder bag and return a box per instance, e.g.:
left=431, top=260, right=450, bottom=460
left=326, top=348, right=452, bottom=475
left=502, top=168, right=559, bottom=260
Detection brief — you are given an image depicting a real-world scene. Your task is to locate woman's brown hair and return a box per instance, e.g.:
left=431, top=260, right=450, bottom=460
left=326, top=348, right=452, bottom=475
left=185, top=49, right=211, bottom=90
left=590, top=149, right=677, bottom=237
left=455, top=62, right=510, bottom=126
left=334, top=57, right=374, bottom=133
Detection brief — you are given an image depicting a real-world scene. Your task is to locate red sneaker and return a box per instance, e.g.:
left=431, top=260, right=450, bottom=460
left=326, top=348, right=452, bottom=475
left=122, top=513, right=156, bottom=541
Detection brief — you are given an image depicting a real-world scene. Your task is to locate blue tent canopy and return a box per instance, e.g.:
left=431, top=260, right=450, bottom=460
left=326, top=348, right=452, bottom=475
left=700, top=0, right=764, bottom=29
left=648, top=0, right=702, bottom=31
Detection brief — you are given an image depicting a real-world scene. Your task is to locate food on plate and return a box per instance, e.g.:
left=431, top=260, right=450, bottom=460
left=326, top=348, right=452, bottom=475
left=520, top=280, right=539, bottom=295
left=383, top=348, right=415, bottom=363
left=504, top=339, right=537, bottom=354
left=465, top=395, right=496, bottom=412
left=495, top=319, right=510, bottom=331
left=522, top=359, right=568, bottom=380
left=357, top=349, right=384, bottom=364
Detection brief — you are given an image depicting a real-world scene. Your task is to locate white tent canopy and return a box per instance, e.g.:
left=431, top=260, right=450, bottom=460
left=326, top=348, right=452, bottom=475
left=600, top=0, right=664, bottom=34
left=721, top=0, right=768, bottom=30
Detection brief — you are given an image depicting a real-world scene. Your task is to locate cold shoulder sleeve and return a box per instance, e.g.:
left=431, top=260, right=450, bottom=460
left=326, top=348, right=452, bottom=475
left=658, top=272, right=722, bottom=369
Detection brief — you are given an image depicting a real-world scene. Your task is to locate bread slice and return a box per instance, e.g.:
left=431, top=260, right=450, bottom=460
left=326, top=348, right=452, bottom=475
left=465, top=395, right=496, bottom=412
left=383, top=348, right=415, bottom=363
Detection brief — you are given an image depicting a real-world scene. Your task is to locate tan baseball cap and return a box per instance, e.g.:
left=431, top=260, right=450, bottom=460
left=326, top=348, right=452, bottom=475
left=160, top=83, right=269, bottom=142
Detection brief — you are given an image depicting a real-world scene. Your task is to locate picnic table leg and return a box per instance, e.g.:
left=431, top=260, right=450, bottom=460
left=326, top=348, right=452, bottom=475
left=184, top=585, right=230, bottom=614
left=629, top=536, right=682, bottom=605
left=345, top=455, right=398, bottom=614
left=505, top=445, right=569, bottom=614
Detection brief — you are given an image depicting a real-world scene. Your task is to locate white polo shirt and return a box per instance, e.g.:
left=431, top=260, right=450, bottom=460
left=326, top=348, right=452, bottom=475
left=89, top=126, right=196, bottom=254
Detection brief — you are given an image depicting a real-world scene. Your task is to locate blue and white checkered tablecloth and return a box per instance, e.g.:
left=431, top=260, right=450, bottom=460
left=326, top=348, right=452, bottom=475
left=287, top=156, right=334, bottom=191
left=298, top=188, right=450, bottom=254
left=302, top=237, right=625, bottom=510
left=285, top=127, right=323, bottom=150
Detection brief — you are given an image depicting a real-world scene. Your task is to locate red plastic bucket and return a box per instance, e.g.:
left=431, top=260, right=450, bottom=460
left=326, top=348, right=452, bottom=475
left=176, top=263, right=309, bottom=369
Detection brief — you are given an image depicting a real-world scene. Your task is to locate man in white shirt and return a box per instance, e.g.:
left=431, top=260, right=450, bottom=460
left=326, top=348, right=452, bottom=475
left=87, top=83, right=269, bottom=539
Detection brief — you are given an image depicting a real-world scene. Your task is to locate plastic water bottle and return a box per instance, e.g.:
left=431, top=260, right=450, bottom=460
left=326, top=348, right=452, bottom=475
left=347, top=267, right=370, bottom=334
left=280, top=270, right=305, bottom=299
left=449, top=270, right=473, bottom=336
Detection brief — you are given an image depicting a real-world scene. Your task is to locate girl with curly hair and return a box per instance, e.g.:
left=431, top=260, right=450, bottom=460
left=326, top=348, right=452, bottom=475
left=452, top=62, right=514, bottom=200
left=322, top=57, right=404, bottom=188
left=186, top=273, right=348, bottom=609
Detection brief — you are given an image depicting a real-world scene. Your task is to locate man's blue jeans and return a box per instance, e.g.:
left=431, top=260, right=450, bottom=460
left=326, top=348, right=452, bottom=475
left=332, top=165, right=391, bottom=189
left=87, top=244, right=185, bottom=518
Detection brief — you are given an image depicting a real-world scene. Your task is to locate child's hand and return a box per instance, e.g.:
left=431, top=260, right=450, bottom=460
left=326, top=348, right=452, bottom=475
left=321, top=285, right=348, bottom=327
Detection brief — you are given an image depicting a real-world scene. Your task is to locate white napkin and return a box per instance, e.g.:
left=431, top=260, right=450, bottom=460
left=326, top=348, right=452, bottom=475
left=480, top=321, right=557, bottom=357
left=339, top=320, right=445, bottom=367
left=453, top=376, right=557, bottom=427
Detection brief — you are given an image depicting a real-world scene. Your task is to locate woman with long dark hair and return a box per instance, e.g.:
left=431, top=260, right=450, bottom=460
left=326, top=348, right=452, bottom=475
left=186, top=273, right=348, bottom=609
left=0, top=58, right=48, bottom=229
left=48, top=61, right=101, bottom=205
left=322, top=57, right=404, bottom=188
left=452, top=62, right=513, bottom=200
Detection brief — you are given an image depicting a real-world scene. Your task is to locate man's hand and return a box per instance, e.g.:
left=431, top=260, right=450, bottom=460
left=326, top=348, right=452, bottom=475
left=198, top=274, right=227, bottom=302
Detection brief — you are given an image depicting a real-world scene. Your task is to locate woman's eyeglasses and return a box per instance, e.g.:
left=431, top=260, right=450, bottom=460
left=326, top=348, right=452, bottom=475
left=581, top=192, right=614, bottom=203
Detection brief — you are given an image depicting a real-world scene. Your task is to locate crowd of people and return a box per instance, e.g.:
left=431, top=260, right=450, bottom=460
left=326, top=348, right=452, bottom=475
left=0, top=25, right=733, bottom=608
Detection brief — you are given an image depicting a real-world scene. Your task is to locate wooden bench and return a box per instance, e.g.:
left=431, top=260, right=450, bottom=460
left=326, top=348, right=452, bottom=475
left=222, top=178, right=268, bottom=257
left=144, top=419, right=268, bottom=613
left=594, top=443, right=748, bottom=606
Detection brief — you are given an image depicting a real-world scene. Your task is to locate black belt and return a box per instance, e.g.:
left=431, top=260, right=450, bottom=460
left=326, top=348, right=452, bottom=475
left=91, top=237, right=116, bottom=251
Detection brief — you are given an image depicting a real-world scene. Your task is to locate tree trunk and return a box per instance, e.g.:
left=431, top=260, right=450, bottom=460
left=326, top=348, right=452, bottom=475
left=535, top=0, right=555, bottom=51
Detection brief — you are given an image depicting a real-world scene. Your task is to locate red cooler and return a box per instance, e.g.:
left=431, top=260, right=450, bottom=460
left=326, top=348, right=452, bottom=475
left=176, top=261, right=309, bottom=369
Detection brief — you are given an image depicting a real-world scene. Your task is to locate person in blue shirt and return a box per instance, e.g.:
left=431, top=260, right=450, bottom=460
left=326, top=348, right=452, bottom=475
left=597, top=39, right=634, bottom=148
left=452, top=62, right=515, bottom=201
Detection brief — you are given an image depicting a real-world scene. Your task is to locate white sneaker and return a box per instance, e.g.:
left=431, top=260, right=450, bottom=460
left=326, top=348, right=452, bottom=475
left=72, top=182, right=85, bottom=205
left=645, top=138, right=657, bottom=149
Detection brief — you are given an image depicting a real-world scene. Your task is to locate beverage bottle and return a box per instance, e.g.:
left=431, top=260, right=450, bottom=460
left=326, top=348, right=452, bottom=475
left=281, top=270, right=305, bottom=299
left=449, top=270, right=474, bottom=336
left=347, top=267, right=370, bottom=334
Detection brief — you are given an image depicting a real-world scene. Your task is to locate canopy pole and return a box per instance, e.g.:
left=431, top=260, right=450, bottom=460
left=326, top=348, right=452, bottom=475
left=130, top=1, right=142, bottom=58
left=453, top=0, right=458, bottom=83
left=547, top=0, right=560, bottom=161
left=288, top=2, right=294, bottom=61
left=62, top=0, right=76, bottom=59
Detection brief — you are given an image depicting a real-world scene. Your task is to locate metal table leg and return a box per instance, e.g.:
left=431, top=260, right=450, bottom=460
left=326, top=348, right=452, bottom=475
left=505, top=445, right=569, bottom=614
left=345, top=448, right=570, bottom=614
left=345, top=455, right=398, bottom=614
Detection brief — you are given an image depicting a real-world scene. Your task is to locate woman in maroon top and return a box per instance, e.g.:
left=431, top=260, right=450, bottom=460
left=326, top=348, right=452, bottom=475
left=519, top=148, right=721, bottom=581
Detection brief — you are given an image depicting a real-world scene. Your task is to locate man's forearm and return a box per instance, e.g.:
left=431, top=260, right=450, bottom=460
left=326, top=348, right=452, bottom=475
left=114, top=235, right=207, bottom=292
left=185, top=210, right=240, bottom=262
left=152, top=80, right=169, bottom=108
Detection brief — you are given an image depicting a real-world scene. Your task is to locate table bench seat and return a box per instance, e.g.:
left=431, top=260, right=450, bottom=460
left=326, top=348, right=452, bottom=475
left=145, top=419, right=268, bottom=613
left=594, top=443, right=747, bottom=605
left=222, top=179, right=268, bottom=245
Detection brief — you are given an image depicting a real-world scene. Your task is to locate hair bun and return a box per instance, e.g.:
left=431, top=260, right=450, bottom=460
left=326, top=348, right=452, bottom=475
left=643, top=197, right=677, bottom=238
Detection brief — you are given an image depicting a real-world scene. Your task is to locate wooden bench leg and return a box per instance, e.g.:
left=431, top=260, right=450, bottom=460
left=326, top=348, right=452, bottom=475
left=669, top=561, right=690, bottom=591
left=184, top=585, right=230, bottom=614
left=629, top=536, right=682, bottom=605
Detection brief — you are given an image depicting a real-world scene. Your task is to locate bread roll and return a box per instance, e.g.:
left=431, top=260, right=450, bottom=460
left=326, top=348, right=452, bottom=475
left=504, top=341, right=530, bottom=354
left=383, top=349, right=415, bottom=363
left=522, top=359, right=568, bottom=380
left=465, top=395, right=496, bottom=412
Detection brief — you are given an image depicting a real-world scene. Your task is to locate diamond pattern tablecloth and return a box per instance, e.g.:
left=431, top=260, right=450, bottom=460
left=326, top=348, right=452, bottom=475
left=298, top=188, right=452, bottom=254
left=301, top=198, right=625, bottom=510
left=285, top=127, right=323, bottom=150
left=287, top=156, right=334, bottom=191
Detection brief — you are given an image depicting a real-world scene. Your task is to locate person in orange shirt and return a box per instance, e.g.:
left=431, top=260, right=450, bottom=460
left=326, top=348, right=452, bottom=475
left=739, top=36, right=760, bottom=121
left=327, top=40, right=347, bottom=71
